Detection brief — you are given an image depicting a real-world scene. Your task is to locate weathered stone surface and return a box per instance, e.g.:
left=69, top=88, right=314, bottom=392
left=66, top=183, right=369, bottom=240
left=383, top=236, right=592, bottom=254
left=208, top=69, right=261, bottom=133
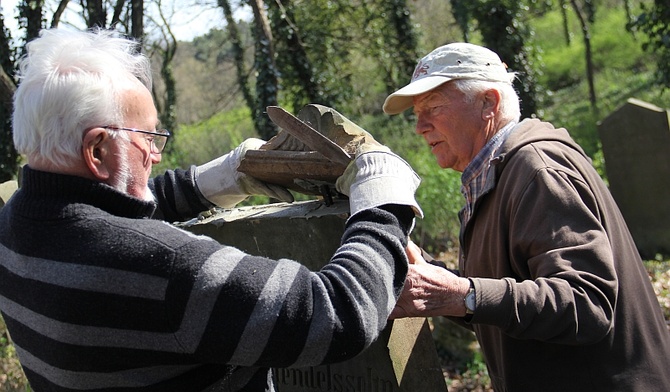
left=176, top=200, right=349, bottom=265
left=273, top=317, right=446, bottom=392
left=178, top=200, right=447, bottom=391
left=598, top=98, right=670, bottom=257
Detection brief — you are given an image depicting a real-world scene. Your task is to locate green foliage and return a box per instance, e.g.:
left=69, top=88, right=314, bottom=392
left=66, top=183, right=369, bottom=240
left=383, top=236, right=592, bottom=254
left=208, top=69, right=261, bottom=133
left=409, top=149, right=463, bottom=251
left=364, top=0, right=420, bottom=98
left=465, top=0, right=542, bottom=117
left=268, top=0, right=357, bottom=111
left=292, top=4, right=670, bottom=250
left=628, top=0, right=670, bottom=89
left=457, top=350, right=492, bottom=390
left=532, top=5, right=670, bottom=160
left=171, top=28, right=249, bottom=125
left=152, top=106, right=257, bottom=176
left=535, top=6, right=652, bottom=91
left=644, top=258, right=670, bottom=321
left=541, top=62, right=670, bottom=159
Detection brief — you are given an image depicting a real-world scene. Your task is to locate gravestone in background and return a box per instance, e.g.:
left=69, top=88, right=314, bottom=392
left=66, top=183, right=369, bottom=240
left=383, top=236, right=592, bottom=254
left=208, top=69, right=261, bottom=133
left=178, top=200, right=448, bottom=392
left=598, top=98, right=670, bottom=257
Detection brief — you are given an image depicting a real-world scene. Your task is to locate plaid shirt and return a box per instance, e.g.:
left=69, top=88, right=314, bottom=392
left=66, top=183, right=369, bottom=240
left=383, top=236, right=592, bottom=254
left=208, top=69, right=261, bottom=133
left=459, top=121, right=517, bottom=231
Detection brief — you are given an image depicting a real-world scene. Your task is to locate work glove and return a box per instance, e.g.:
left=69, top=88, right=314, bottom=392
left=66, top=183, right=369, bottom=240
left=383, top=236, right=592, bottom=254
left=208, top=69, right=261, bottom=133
left=336, top=142, right=423, bottom=218
left=195, top=138, right=294, bottom=208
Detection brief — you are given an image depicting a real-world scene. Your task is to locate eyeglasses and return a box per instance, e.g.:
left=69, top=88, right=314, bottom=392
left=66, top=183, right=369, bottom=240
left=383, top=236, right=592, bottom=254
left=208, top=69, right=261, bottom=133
left=102, top=126, right=171, bottom=154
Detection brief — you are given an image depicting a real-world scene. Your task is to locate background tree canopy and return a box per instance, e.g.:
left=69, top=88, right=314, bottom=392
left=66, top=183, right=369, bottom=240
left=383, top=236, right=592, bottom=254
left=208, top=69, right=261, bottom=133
left=1, top=0, right=669, bottom=249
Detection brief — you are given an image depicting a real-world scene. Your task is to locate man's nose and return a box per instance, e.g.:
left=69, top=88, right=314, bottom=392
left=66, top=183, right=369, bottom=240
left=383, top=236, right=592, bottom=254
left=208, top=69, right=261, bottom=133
left=415, top=117, right=430, bottom=135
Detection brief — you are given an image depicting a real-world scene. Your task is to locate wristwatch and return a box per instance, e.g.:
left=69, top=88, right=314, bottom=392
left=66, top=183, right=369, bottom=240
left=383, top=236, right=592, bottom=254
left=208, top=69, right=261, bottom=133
left=464, top=280, right=476, bottom=315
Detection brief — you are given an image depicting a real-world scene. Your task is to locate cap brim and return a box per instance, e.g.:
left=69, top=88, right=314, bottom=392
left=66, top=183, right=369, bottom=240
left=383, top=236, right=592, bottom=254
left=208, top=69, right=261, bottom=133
left=382, top=76, right=452, bottom=115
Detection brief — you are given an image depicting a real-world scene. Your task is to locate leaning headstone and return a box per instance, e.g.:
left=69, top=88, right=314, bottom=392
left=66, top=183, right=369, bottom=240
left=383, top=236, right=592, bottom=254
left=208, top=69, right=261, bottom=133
left=598, top=98, right=670, bottom=257
left=178, top=200, right=447, bottom=392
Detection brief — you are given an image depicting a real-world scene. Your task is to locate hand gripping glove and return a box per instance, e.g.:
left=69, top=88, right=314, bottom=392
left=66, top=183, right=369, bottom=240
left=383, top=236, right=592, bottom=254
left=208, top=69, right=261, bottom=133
left=336, top=143, right=423, bottom=218
left=195, top=138, right=294, bottom=208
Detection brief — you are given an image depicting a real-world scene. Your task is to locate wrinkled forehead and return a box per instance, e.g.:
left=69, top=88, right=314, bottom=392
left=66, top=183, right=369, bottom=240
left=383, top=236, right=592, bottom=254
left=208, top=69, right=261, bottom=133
left=413, top=82, right=458, bottom=107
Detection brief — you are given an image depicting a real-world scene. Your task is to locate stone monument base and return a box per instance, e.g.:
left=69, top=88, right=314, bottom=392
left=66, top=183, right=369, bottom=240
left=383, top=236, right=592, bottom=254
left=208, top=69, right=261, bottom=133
left=178, top=200, right=447, bottom=392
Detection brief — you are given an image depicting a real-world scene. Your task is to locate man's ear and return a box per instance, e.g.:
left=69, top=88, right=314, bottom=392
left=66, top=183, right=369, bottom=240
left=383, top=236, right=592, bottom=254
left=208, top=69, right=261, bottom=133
left=82, top=128, right=112, bottom=180
left=482, top=89, right=502, bottom=120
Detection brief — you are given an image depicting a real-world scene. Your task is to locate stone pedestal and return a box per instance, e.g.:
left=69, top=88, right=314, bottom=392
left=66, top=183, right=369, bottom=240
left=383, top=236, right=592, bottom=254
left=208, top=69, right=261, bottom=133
left=178, top=200, right=447, bottom=392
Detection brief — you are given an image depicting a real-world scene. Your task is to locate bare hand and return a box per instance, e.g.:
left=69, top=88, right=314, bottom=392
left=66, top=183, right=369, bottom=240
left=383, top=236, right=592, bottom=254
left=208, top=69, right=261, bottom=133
left=391, top=241, right=471, bottom=319
left=405, top=240, right=425, bottom=264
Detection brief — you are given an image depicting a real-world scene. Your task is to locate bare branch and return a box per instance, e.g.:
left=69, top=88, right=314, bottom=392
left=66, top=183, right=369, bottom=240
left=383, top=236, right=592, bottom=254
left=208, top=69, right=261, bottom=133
left=51, top=0, right=71, bottom=28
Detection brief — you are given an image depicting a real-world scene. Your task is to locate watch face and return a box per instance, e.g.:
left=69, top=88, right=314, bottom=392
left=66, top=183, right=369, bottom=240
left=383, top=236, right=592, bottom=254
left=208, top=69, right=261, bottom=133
left=465, top=290, right=476, bottom=312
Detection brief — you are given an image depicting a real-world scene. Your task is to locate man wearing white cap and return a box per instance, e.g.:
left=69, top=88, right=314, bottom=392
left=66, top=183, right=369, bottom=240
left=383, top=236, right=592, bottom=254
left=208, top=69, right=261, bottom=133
left=387, top=43, right=670, bottom=391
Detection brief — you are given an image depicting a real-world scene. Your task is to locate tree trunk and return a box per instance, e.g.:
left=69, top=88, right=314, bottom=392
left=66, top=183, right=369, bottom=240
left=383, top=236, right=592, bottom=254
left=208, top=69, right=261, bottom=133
left=19, top=0, right=44, bottom=48
left=0, top=67, right=14, bottom=109
left=0, top=66, right=19, bottom=182
left=267, top=0, right=320, bottom=109
left=51, top=0, right=71, bottom=27
left=85, top=0, right=107, bottom=28
left=218, top=0, right=258, bottom=134
left=560, top=0, right=572, bottom=45
left=570, top=0, right=598, bottom=114
left=473, top=0, right=540, bottom=118
left=450, top=0, right=471, bottom=42
left=111, top=0, right=126, bottom=26
left=249, top=0, right=279, bottom=140
left=382, top=0, right=419, bottom=96
left=131, top=0, right=143, bottom=40
left=0, top=13, right=20, bottom=182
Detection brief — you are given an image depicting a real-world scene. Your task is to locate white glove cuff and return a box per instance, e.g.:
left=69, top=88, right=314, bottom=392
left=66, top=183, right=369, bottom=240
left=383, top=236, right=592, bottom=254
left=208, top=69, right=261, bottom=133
left=194, top=150, right=247, bottom=208
left=348, top=152, right=423, bottom=218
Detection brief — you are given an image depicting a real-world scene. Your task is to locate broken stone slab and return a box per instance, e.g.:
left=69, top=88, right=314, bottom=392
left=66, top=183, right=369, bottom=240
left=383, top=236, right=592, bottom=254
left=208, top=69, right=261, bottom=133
left=238, top=104, right=379, bottom=197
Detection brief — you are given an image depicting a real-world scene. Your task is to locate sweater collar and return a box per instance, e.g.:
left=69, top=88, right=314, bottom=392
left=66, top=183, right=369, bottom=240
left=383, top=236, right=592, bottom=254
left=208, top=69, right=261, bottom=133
left=18, top=165, right=156, bottom=219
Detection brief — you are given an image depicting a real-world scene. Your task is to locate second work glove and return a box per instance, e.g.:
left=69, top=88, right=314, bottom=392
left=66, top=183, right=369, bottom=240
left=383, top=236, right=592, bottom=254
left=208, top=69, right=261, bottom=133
left=336, top=143, right=423, bottom=219
left=195, top=138, right=294, bottom=208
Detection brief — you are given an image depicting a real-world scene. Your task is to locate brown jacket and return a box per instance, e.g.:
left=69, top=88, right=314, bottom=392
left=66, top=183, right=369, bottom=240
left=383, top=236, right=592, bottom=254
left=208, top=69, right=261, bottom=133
left=463, top=119, right=670, bottom=391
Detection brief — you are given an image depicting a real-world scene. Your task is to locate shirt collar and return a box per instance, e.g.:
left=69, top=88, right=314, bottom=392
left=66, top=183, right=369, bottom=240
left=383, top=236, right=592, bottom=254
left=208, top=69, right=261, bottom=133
left=462, top=121, right=517, bottom=186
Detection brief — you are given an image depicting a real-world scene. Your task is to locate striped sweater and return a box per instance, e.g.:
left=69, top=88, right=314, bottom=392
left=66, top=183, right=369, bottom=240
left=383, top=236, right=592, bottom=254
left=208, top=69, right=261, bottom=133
left=0, top=166, right=413, bottom=391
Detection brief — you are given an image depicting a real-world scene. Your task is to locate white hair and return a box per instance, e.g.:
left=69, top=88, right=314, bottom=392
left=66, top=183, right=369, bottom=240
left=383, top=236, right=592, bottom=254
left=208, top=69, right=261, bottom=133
left=12, top=28, right=153, bottom=167
left=452, top=79, right=521, bottom=124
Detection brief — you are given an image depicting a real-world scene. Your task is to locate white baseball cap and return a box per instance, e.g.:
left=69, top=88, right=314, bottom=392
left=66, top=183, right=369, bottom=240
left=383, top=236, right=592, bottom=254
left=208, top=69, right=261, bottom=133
left=383, top=42, right=515, bottom=115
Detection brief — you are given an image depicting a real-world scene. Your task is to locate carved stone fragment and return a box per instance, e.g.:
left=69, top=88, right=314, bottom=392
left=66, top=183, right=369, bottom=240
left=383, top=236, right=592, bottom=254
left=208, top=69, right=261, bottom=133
left=238, top=104, right=377, bottom=196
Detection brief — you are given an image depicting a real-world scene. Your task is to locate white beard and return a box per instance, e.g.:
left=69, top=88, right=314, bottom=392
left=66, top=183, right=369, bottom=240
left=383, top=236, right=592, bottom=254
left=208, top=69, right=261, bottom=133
left=111, top=142, right=155, bottom=203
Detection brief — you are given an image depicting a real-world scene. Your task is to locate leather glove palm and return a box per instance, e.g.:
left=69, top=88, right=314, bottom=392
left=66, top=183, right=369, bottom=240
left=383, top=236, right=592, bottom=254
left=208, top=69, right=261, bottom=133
left=195, top=138, right=294, bottom=208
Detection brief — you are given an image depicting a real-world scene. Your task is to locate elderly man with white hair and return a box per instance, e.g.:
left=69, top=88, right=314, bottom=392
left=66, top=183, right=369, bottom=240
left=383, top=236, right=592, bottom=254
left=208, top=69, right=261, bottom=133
left=0, top=28, right=422, bottom=391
